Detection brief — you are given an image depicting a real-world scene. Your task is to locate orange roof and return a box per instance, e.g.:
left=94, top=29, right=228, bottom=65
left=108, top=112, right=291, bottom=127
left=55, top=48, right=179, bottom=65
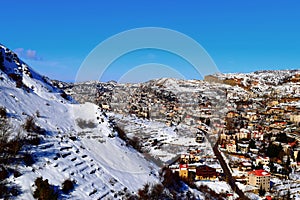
left=248, top=169, right=270, bottom=176
left=257, top=156, right=269, bottom=160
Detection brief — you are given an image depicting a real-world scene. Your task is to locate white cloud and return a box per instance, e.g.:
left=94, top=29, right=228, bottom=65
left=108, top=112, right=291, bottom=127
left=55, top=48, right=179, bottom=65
left=14, top=48, right=42, bottom=60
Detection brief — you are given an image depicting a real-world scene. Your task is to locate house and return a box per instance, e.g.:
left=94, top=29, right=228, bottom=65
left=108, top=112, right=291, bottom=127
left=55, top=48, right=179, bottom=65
left=237, top=128, right=251, bottom=140
left=180, top=154, right=190, bottom=163
left=251, top=131, right=264, bottom=141
left=240, top=162, right=252, bottom=172
left=249, top=148, right=259, bottom=154
left=290, top=114, right=300, bottom=124
left=195, top=165, right=218, bottom=180
left=179, top=164, right=189, bottom=179
left=226, top=143, right=236, bottom=153
left=256, top=156, right=270, bottom=166
left=101, top=103, right=110, bottom=110
left=195, top=133, right=205, bottom=143
left=227, top=111, right=239, bottom=118
left=237, top=143, right=249, bottom=154
left=248, top=169, right=271, bottom=192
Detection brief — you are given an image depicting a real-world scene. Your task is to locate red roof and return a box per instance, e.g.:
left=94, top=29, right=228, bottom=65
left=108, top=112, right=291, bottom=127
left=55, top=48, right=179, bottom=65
left=248, top=169, right=270, bottom=176
left=180, top=164, right=188, bottom=169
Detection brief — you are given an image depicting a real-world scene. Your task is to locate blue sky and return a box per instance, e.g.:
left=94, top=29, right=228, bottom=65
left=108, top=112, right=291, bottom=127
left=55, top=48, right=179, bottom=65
left=1, top=0, right=300, bottom=82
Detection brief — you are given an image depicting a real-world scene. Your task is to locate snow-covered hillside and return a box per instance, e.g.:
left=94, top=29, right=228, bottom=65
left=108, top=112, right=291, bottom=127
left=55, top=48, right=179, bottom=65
left=0, top=44, right=159, bottom=199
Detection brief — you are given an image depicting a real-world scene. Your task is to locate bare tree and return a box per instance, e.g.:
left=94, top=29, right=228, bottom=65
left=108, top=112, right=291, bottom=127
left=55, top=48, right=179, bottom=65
left=0, top=118, right=11, bottom=144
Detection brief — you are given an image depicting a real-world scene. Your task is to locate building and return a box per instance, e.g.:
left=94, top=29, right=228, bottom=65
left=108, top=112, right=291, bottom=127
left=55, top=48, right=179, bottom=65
left=290, top=114, right=300, bottom=124
left=195, top=133, right=205, bottom=143
left=256, top=156, right=270, bottom=166
left=237, top=128, right=251, bottom=140
left=237, top=143, right=249, bottom=154
left=226, top=143, right=237, bottom=153
left=248, top=169, right=271, bottom=192
left=180, top=154, right=190, bottom=164
left=179, top=164, right=189, bottom=179
left=195, top=165, right=218, bottom=180
left=240, top=162, right=252, bottom=172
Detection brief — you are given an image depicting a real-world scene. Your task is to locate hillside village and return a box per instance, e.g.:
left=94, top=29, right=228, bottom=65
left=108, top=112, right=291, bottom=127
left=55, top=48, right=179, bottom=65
left=1, top=43, right=300, bottom=199
left=62, top=70, right=300, bottom=199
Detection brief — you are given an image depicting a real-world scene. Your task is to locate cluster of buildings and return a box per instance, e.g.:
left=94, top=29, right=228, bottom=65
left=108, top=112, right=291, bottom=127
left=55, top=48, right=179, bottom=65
left=209, top=72, right=300, bottom=197
left=169, top=147, right=222, bottom=182
left=62, top=70, right=300, bottom=198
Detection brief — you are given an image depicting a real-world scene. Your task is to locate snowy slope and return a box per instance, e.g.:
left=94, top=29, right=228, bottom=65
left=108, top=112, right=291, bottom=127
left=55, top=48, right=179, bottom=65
left=0, top=45, right=159, bottom=199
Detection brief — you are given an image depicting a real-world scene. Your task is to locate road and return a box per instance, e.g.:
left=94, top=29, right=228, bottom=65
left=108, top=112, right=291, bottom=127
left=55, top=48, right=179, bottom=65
left=213, top=143, right=251, bottom=200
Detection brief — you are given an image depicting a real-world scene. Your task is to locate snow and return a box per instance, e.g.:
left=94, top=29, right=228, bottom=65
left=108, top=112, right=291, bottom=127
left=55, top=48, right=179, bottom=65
left=112, top=114, right=216, bottom=163
left=0, top=45, right=160, bottom=199
left=7, top=100, right=160, bottom=199
left=2, top=43, right=298, bottom=199
left=195, top=180, right=232, bottom=194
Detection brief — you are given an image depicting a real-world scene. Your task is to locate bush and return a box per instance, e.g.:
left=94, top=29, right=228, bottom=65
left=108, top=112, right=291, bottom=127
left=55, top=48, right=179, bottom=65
left=23, top=116, right=45, bottom=134
left=258, top=186, right=266, bottom=196
left=8, top=73, right=23, bottom=88
left=0, top=119, right=25, bottom=166
left=36, top=110, right=41, bottom=118
left=23, top=116, right=36, bottom=132
left=76, top=118, right=96, bottom=129
left=0, top=166, right=9, bottom=181
left=22, top=153, right=35, bottom=166
left=0, top=118, right=11, bottom=143
left=62, top=179, right=75, bottom=194
left=27, top=135, right=41, bottom=146
left=60, top=92, right=69, bottom=100
left=137, top=183, right=169, bottom=200
left=33, top=177, right=58, bottom=200
left=0, top=182, right=21, bottom=199
left=0, top=107, right=7, bottom=118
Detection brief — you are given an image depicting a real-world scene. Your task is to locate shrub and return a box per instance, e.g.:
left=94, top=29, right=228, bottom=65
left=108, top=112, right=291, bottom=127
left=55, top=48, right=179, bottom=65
left=36, top=110, right=41, bottom=118
left=27, top=135, right=41, bottom=146
left=22, top=116, right=45, bottom=134
left=22, top=153, right=35, bottom=166
left=33, top=177, right=58, bottom=200
left=76, top=118, right=96, bottom=129
left=0, top=182, right=21, bottom=199
left=62, top=179, right=75, bottom=194
left=0, top=166, right=9, bottom=181
left=258, top=185, right=266, bottom=196
left=60, top=92, right=69, bottom=100
left=23, top=116, right=36, bottom=132
left=0, top=118, right=11, bottom=143
left=137, top=183, right=169, bottom=200
left=0, top=107, right=7, bottom=118
left=8, top=73, right=23, bottom=88
left=0, top=120, right=25, bottom=165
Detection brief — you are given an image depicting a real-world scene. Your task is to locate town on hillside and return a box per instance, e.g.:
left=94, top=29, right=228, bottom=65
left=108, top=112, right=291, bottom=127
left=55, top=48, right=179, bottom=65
left=60, top=70, right=300, bottom=199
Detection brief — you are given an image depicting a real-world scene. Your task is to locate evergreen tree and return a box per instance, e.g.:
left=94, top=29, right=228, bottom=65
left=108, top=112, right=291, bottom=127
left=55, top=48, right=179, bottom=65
left=258, top=185, right=266, bottom=196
